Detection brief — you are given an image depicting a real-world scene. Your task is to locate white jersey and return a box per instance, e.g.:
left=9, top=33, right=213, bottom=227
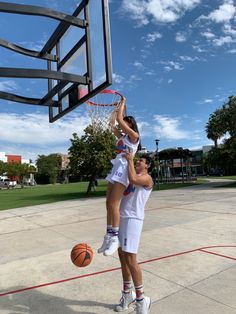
left=120, top=182, right=152, bottom=220
left=111, top=134, right=139, bottom=166
left=106, top=134, right=140, bottom=187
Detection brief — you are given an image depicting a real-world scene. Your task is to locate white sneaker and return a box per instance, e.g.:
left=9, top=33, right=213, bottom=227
left=114, top=290, right=136, bottom=312
left=135, top=296, right=151, bottom=314
left=104, top=235, right=120, bottom=256
left=97, top=234, right=111, bottom=253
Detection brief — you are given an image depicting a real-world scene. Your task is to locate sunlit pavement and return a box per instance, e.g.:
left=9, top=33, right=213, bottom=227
left=0, top=179, right=236, bottom=313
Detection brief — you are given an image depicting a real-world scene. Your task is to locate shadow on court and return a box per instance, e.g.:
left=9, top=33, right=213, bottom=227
left=0, top=287, right=114, bottom=314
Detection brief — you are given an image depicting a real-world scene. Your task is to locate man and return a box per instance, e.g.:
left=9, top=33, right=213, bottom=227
left=115, top=153, right=153, bottom=314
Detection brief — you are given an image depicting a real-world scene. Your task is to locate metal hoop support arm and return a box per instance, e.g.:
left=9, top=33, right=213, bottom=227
left=0, top=39, right=57, bottom=61
left=0, top=2, right=87, bottom=28
left=0, top=91, right=58, bottom=107
left=0, top=67, right=89, bottom=84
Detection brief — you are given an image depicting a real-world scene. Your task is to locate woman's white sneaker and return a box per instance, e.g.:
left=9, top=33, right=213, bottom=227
left=97, top=234, right=111, bottom=253
left=104, top=235, right=120, bottom=256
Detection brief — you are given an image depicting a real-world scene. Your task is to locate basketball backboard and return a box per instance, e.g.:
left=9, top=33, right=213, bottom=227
left=0, top=0, right=112, bottom=122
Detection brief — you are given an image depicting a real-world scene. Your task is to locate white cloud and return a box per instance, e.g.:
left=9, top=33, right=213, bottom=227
left=223, top=23, right=236, bottom=36
left=212, top=35, right=234, bottom=46
left=176, top=32, right=187, bottom=42
left=127, top=74, right=142, bottom=83
left=0, top=80, right=19, bottom=92
left=0, top=112, right=90, bottom=160
left=122, top=0, right=201, bottom=25
left=121, top=0, right=149, bottom=26
left=137, top=121, right=151, bottom=137
left=201, top=31, right=215, bottom=39
left=153, top=114, right=191, bottom=140
left=145, top=70, right=156, bottom=75
left=228, top=48, right=236, bottom=53
left=160, top=60, right=184, bottom=71
left=145, top=32, right=162, bottom=42
left=192, top=44, right=206, bottom=52
left=168, top=79, right=173, bottom=84
left=146, top=0, right=201, bottom=23
left=207, top=0, right=236, bottom=23
left=179, top=55, right=200, bottom=62
left=112, top=73, right=125, bottom=84
left=203, top=99, right=213, bottom=103
left=133, top=61, right=145, bottom=69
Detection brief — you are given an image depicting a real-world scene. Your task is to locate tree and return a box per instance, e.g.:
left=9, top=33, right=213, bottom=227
left=4, top=162, right=36, bottom=186
left=36, top=154, right=61, bottom=184
left=205, top=95, right=236, bottom=175
left=206, top=109, right=226, bottom=148
left=68, top=125, right=116, bottom=195
left=0, top=161, right=6, bottom=176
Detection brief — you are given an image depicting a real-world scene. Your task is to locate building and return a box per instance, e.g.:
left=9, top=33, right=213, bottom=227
left=0, top=152, right=36, bottom=184
left=0, top=152, right=7, bottom=162
left=157, top=145, right=214, bottom=179
left=6, top=154, right=21, bottom=164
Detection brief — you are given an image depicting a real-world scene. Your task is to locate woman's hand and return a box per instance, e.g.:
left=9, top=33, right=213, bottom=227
left=117, top=96, right=126, bottom=118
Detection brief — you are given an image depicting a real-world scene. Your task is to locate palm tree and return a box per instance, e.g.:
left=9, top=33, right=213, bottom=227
left=206, top=109, right=225, bottom=148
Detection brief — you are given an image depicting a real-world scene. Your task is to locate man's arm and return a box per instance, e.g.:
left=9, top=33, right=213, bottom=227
left=125, top=153, right=153, bottom=187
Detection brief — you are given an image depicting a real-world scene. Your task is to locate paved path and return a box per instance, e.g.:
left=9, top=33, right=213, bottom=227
left=0, top=179, right=236, bottom=313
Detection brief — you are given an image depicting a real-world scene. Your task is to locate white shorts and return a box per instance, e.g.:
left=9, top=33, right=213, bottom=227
left=119, top=218, right=143, bottom=254
left=105, top=161, right=129, bottom=188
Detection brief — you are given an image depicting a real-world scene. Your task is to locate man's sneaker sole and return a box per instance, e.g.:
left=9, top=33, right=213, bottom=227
left=114, top=300, right=135, bottom=312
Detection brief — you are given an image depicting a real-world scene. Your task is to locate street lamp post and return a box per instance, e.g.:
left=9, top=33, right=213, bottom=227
left=155, top=139, right=160, bottom=189
left=178, top=147, right=184, bottom=183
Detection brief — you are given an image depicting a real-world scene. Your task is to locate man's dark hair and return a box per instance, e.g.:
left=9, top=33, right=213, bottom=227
left=139, top=154, right=153, bottom=172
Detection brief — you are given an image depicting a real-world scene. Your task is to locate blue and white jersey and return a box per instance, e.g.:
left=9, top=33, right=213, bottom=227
left=120, top=182, right=152, bottom=220
left=111, top=134, right=139, bottom=166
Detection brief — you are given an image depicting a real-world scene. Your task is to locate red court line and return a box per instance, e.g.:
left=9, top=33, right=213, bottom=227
left=1, top=245, right=235, bottom=297
left=199, top=249, right=236, bottom=261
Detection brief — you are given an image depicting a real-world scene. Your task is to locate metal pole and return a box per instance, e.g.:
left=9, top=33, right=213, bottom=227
left=155, top=139, right=160, bottom=190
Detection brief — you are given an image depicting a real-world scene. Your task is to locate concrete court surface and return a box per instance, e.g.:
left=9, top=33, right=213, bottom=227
left=0, top=179, right=236, bottom=314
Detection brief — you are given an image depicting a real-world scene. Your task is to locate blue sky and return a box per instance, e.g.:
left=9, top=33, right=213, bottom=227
left=0, top=0, right=236, bottom=161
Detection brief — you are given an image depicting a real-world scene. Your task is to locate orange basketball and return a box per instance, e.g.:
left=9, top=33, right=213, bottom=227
left=70, top=243, right=93, bottom=267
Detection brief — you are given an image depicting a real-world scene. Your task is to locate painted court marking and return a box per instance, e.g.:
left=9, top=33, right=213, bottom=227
left=0, top=245, right=235, bottom=297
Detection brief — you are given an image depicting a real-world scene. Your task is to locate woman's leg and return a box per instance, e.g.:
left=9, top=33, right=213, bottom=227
left=97, top=182, right=114, bottom=253
left=106, top=182, right=114, bottom=226
left=106, top=181, right=126, bottom=227
left=104, top=182, right=126, bottom=255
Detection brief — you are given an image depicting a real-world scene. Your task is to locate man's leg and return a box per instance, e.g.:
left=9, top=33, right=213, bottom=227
left=124, top=253, right=143, bottom=298
left=124, top=253, right=151, bottom=314
left=114, top=248, right=136, bottom=312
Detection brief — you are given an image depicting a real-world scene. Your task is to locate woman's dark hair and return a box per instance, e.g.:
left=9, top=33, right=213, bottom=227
left=123, top=116, right=142, bottom=150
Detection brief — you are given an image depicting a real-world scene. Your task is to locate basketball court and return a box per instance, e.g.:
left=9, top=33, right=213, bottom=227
left=0, top=179, right=236, bottom=313
left=0, top=1, right=236, bottom=313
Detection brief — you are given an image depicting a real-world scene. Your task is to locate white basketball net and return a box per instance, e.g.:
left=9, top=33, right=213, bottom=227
left=85, top=90, right=123, bottom=133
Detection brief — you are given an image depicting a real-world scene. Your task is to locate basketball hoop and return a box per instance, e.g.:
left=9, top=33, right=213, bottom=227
left=80, top=89, right=124, bottom=132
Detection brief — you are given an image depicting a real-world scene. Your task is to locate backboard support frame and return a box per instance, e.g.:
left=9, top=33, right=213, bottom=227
left=0, top=0, right=113, bottom=122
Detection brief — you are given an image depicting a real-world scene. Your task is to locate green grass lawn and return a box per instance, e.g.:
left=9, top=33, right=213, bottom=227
left=0, top=181, right=108, bottom=211
left=209, top=175, right=236, bottom=180
left=205, top=175, right=236, bottom=188
left=0, top=179, right=207, bottom=211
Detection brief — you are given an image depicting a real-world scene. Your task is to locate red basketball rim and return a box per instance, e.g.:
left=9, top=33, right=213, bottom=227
left=86, top=89, right=123, bottom=107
